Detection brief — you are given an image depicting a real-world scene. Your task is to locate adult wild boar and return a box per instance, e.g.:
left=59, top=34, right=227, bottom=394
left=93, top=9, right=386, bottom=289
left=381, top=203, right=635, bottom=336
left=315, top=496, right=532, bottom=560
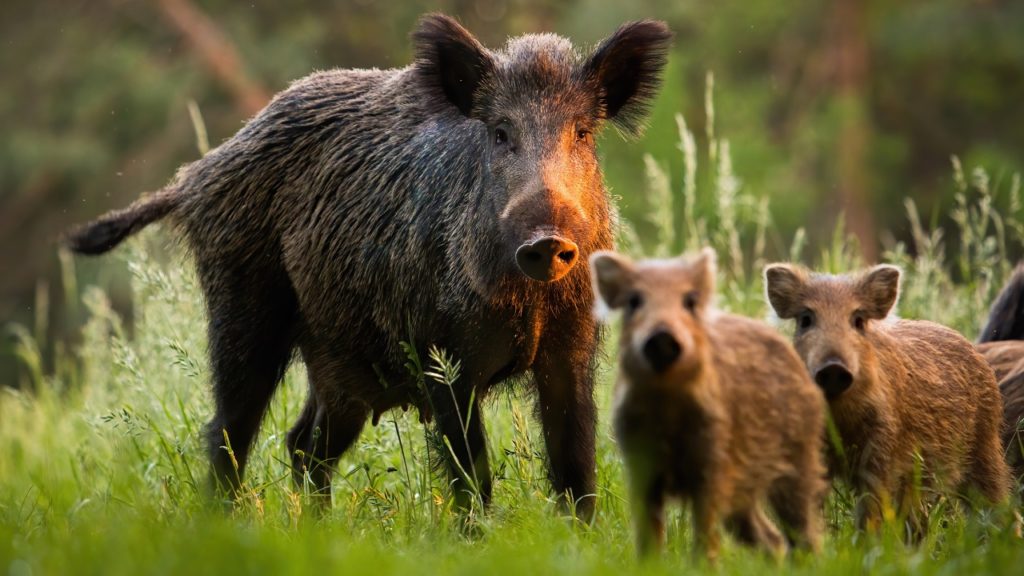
left=66, top=14, right=672, bottom=518
left=977, top=263, right=1024, bottom=483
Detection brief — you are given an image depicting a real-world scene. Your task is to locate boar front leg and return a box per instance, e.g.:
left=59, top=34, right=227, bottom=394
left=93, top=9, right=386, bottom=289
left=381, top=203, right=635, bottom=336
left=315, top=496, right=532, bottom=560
left=632, top=477, right=666, bottom=557
left=854, top=445, right=895, bottom=533
left=533, top=320, right=599, bottom=521
left=693, top=491, right=723, bottom=563
left=431, top=381, right=492, bottom=513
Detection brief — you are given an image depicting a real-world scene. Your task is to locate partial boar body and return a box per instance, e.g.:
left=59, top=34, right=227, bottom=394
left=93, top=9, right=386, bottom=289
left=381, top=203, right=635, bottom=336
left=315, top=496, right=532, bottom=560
left=978, top=262, right=1024, bottom=484
left=765, top=263, right=1010, bottom=531
left=64, top=14, right=673, bottom=518
left=593, top=248, right=827, bottom=559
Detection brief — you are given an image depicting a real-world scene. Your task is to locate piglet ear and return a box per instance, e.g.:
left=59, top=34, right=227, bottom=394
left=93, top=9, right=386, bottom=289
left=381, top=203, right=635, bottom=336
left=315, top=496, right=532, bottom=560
left=764, top=263, right=808, bottom=319
left=687, top=247, right=718, bottom=309
left=590, top=251, right=635, bottom=315
left=584, top=20, right=673, bottom=138
left=413, top=14, right=495, bottom=117
left=858, top=264, right=901, bottom=320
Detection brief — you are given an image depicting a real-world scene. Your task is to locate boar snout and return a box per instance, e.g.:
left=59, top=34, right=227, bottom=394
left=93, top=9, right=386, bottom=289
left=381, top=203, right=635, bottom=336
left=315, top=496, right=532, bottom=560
left=642, top=330, right=682, bottom=373
left=813, top=360, right=853, bottom=400
left=515, top=235, right=579, bottom=282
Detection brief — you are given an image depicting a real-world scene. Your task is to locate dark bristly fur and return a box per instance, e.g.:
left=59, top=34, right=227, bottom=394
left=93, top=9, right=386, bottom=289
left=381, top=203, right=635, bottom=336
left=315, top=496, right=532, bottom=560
left=595, top=249, right=826, bottom=559
left=64, top=14, right=672, bottom=520
left=977, top=263, right=1024, bottom=483
left=582, top=19, right=672, bottom=138
left=766, top=263, right=1011, bottom=536
left=980, top=264, right=1024, bottom=344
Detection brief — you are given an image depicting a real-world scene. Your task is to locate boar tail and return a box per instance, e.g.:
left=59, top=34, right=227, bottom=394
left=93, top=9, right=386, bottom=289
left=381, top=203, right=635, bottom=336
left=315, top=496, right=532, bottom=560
left=63, top=186, right=183, bottom=255
left=979, top=263, right=1024, bottom=343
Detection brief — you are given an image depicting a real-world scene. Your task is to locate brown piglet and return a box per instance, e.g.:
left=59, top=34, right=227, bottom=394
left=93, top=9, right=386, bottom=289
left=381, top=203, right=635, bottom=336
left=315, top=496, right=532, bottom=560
left=764, top=263, right=1010, bottom=533
left=593, top=248, right=827, bottom=559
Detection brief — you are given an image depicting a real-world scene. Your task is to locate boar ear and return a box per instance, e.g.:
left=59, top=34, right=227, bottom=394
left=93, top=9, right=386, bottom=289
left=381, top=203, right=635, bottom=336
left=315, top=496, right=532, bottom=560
left=858, top=264, right=901, bottom=319
left=687, top=247, right=717, bottom=309
left=584, top=20, right=673, bottom=138
left=413, top=14, right=495, bottom=117
left=764, top=264, right=807, bottom=319
left=590, top=251, right=635, bottom=314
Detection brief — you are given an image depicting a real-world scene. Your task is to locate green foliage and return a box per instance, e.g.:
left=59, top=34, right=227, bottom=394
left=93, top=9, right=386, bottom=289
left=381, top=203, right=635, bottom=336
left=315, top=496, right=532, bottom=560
left=4, top=0, right=1024, bottom=392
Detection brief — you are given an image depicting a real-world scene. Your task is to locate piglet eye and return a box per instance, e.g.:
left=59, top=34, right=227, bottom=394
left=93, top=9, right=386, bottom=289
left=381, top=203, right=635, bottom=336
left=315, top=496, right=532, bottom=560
left=683, top=291, right=699, bottom=312
left=627, top=293, right=643, bottom=313
left=797, top=310, right=815, bottom=331
left=853, top=313, right=866, bottom=332
left=576, top=128, right=592, bottom=142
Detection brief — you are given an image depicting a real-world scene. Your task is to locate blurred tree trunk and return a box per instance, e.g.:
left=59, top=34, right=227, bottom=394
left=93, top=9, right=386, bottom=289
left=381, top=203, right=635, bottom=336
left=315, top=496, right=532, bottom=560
left=833, top=0, right=877, bottom=261
left=156, top=0, right=269, bottom=116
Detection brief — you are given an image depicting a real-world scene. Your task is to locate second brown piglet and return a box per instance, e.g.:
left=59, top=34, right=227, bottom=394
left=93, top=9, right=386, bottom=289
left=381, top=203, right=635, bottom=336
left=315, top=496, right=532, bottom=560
left=765, top=263, right=1010, bottom=533
left=593, top=248, right=827, bottom=559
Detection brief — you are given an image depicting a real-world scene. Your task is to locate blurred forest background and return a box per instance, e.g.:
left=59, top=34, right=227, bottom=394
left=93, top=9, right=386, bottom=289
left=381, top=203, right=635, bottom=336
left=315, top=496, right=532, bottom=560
left=1, top=0, right=1023, bottom=383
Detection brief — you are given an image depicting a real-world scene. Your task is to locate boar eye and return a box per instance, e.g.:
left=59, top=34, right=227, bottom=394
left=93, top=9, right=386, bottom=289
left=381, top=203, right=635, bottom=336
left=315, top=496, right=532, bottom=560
left=853, top=312, right=866, bottom=332
left=797, top=310, right=815, bottom=331
left=493, top=121, right=514, bottom=149
left=626, top=292, right=643, bottom=313
left=494, top=126, right=509, bottom=146
left=575, top=127, right=592, bottom=143
left=683, top=291, right=699, bottom=312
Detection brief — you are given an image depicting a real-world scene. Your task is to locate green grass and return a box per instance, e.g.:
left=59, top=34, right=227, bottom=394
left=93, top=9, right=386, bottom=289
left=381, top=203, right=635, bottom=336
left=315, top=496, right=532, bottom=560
left=3, top=100, right=1023, bottom=574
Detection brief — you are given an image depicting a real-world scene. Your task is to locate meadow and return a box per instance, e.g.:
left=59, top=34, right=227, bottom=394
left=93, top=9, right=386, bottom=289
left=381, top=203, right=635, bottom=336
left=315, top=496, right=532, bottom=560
left=2, top=101, right=1023, bottom=575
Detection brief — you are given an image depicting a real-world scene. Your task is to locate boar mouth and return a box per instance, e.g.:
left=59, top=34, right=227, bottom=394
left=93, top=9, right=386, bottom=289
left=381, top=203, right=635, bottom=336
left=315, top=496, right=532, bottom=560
left=515, top=235, right=579, bottom=282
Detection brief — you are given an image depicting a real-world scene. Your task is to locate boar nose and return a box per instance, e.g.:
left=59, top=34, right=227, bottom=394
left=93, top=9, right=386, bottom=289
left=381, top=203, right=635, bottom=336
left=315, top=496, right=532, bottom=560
left=515, top=236, right=579, bottom=282
left=642, top=330, right=682, bottom=373
left=814, top=361, right=853, bottom=400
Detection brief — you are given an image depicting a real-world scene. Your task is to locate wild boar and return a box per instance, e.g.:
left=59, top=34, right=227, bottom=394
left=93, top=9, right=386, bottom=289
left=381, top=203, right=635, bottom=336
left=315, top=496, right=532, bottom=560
left=65, top=14, right=672, bottom=519
left=765, top=263, right=1010, bottom=533
left=978, top=263, right=1024, bottom=483
left=593, top=249, right=826, bottom=558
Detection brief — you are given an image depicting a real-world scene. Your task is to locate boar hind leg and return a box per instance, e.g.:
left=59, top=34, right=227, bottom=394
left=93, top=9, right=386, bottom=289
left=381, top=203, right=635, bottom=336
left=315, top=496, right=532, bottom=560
left=725, top=505, right=787, bottom=557
left=963, top=430, right=1012, bottom=506
left=432, top=384, right=491, bottom=512
left=533, top=324, right=598, bottom=521
left=288, top=345, right=372, bottom=504
left=854, top=485, right=891, bottom=534
left=286, top=392, right=318, bottom=487
left=204, top=270, right=299, bottom=497
left=287, top=395, right=368, bottom=505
